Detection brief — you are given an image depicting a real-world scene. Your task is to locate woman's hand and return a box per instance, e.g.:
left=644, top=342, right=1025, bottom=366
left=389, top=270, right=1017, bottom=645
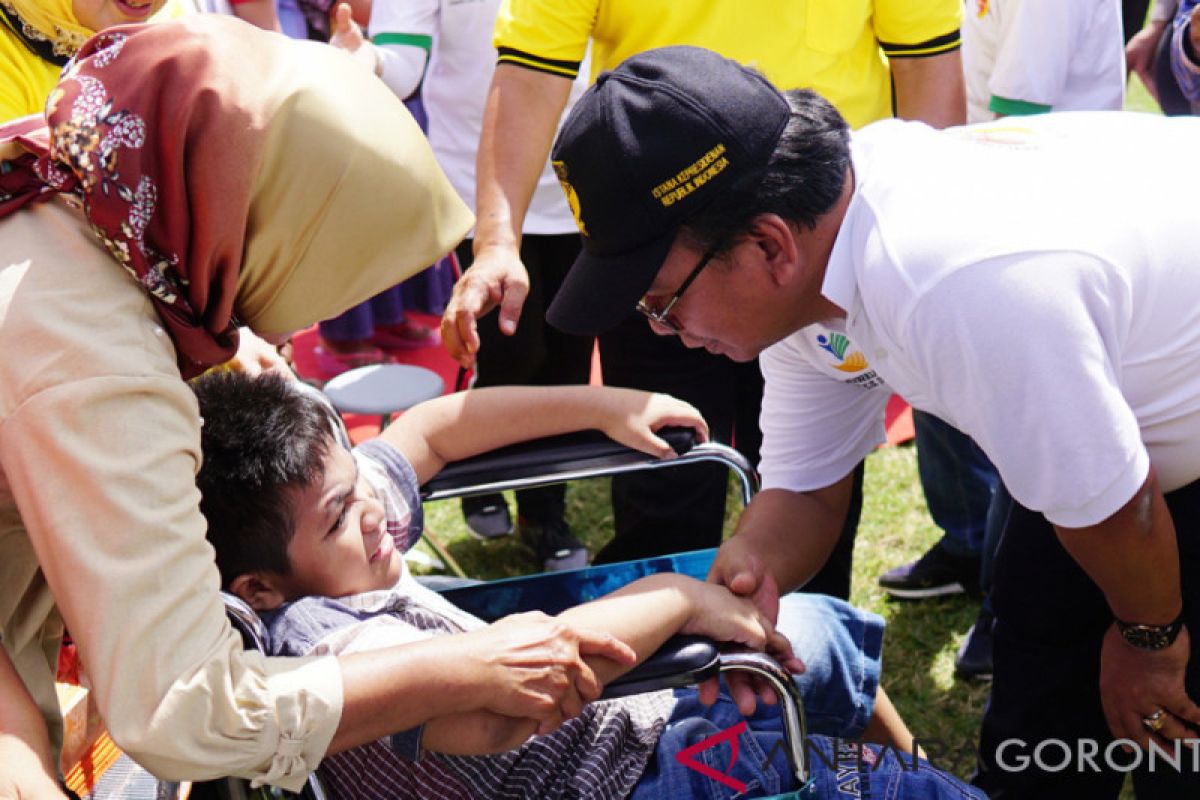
left=598, top=389, right=708, bottom=459
left=467, top=612, right=637, bottom=734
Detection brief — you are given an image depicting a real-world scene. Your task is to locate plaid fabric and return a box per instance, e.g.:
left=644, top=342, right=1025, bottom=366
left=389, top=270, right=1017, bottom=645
left=265, top=439, right=675, bottom=799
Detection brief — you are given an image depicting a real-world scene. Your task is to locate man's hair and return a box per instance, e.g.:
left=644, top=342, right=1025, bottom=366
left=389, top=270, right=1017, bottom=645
left=192, top=371, right=335, bottom=588
left=679, top=88, right=851, bottom=253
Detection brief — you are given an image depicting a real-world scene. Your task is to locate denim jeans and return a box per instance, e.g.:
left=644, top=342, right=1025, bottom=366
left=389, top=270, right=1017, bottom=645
left=631, top=688, right=985, bottom=800
left=912, top=411, right=999, bottom=560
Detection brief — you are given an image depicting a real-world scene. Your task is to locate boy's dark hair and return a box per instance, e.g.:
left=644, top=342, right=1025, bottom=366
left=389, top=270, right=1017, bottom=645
left=192, top=371, right=335, bottom=588
left=679, top=88, right=851, bottom=255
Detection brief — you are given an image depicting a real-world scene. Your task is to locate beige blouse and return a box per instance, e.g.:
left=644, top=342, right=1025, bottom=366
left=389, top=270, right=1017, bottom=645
left=0, top=197, right=342, bottom=790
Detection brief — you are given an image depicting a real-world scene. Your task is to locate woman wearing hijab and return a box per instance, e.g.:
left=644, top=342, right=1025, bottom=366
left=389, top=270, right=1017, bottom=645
left=0, top=15, right=634, bottom=791
left=0, top=0, right=181, bottom=122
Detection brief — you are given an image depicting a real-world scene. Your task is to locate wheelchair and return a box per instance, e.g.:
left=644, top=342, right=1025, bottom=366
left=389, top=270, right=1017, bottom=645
left=188, top=427, right=814, bottom=800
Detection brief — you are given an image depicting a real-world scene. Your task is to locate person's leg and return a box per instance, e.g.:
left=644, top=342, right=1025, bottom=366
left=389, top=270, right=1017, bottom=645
left=1130, top=477, right=1200, bottom=797
left=459, top=236, right=594, bottom=568
left=773, top=593, right=883, bottom=740
left=954, top=482, right=1015, bottom=680
left=801, top=462, right=862, bottom=600
left=506, top=236, right=593, bottom=569
left=861, top=685, right=916, bottom=752
left=595, top=316, right=733, bottom=563
left=879, top=411, right=995, bottom=599
left=974, top=500, right=1125, bottom=798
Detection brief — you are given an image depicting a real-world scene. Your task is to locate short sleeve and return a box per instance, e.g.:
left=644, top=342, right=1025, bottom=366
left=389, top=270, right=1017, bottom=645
left=874, top=0, right=962, bottom=59
left=758, top=335, right=890, bottom=493
left=354, top=439, right=425, bottom=553
left=987, top=2, right=1080, bottom=110
left=369, top=0, right=437, bottom=50
left=493, top=0, right=597, bottom=78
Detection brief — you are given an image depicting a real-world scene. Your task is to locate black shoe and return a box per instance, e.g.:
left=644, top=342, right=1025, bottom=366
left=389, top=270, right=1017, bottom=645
left=955, top=607, right=994, bottom=681
left=878, top=542, right=981, bottom=599
left=461, top=494, right=513, bottom=540
left=519, top=517, right=589, bottom=572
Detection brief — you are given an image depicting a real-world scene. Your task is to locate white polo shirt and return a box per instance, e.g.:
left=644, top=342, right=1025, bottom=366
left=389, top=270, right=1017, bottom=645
left=760, top=112, right=1200, bottom=528
left=369, top=0, right=588, bottom=235
left=961, top=0, right=1125, bottom=122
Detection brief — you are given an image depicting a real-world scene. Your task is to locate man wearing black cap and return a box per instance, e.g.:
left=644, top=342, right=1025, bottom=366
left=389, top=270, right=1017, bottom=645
left=546, top=45, right=1200, bottom=799
left=440, top=0, right=967, bottom=596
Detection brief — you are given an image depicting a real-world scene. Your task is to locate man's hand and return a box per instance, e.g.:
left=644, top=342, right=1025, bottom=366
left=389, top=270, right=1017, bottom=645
left=475, top=611, right=636, bottom=734
left=680, top=581, right=804, bottom=673
left=708, top=537, right=782, bottom=622
left=1127, top=19, right=1170, bottom=100
left=329, top=2, right=379, bottom=76
left=1099, top=624, right=1200, bottom=747
left=699, top=538, right=785, bottom=712
left=441, top=246, right=530, bottom=368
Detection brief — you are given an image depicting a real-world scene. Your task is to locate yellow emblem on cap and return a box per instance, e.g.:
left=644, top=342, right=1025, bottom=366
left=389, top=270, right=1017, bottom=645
left=552, top=160, right=588, bottom=237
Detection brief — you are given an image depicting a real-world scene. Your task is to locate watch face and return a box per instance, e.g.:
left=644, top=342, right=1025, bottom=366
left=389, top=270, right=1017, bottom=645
left=1122, top=625, right=1172, bottom=650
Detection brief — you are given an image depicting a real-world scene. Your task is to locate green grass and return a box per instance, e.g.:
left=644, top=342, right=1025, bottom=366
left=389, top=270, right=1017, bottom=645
left=410, top=76, right=1159, bottom=792
left=414, top=442, right=989, bottom=778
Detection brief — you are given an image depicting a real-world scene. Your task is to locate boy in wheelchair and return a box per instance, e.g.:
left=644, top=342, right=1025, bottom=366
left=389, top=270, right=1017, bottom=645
left=191, top=372, right=982, bottom=799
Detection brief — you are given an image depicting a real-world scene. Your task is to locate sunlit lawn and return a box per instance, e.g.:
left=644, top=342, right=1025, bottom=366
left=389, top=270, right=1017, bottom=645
left=410, top=76, right=1158, bottom=794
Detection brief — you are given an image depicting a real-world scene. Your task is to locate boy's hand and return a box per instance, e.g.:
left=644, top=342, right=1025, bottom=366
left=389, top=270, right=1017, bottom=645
left=703, top=540, right=790, bottom=712
left=474, top=612, right=636, bottom=734
left=681, top=581, right=805, bottom=715
left=600, top=390, right=708, bottom=459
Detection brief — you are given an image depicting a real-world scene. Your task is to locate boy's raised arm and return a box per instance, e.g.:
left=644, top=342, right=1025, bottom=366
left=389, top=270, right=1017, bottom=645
left=379, top=386, right=708, bottom=484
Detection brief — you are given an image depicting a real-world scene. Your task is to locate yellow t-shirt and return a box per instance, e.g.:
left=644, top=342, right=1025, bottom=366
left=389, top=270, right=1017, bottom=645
left=495, top=0, right=962, bottom=129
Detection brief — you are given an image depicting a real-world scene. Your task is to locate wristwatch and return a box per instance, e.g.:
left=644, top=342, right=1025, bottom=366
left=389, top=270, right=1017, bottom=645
left=1115, top=612, right=1185, bottom=650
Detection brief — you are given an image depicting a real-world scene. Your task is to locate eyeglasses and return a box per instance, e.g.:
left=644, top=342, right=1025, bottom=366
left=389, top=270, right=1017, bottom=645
left=635, top=242, right=722, bottom=333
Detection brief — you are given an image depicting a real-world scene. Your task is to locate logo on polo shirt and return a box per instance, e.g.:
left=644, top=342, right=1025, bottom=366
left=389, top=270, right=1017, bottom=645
left=817, top=332, right=868, bottom=373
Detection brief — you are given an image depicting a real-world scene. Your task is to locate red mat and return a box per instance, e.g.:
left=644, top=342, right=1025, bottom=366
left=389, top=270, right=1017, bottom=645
left=290, top=316, right=914, bottom=447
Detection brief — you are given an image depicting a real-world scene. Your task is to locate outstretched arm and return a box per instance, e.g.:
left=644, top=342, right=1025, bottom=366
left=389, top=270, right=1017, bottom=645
left=422, top=573, right=800, bottom=755
left=441, top=65, right=573, bottom=366
left=379, top=385, right=709, bottom=484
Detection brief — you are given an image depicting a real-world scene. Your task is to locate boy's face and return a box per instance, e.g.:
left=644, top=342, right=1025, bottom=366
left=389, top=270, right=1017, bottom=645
left=277, top=442, right=404, bottom=601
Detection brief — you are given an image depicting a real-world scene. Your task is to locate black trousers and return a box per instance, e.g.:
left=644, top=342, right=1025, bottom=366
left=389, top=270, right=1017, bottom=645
left=460, top=235, right=593, bottom=523
left=975, top=477, right=1200, bottom=798
left=592, top=313, right=860, bottom=600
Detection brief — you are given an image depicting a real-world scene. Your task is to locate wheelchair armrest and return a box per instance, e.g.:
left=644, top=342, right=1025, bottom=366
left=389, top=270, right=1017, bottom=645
left=420, top=426, right=698, bottom=500
left=599, top=635, right=720, bottom=699
left=601, top=642, right=810, bottom=786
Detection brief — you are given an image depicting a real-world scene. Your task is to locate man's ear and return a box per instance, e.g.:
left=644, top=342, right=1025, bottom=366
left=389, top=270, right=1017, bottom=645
left=748, top=214, right=800, bottom=287
left=228, top=572, right=288, bottom=611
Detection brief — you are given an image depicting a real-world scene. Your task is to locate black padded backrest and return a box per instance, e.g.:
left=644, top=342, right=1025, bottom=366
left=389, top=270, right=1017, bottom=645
left=420, top=426, right=697, bottom=498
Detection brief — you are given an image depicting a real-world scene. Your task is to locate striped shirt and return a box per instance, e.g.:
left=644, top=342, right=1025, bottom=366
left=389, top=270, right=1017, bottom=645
left=263, top=439, right=677, bottom=799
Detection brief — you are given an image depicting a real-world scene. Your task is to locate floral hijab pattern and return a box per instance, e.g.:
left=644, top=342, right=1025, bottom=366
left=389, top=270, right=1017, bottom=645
left=0, top=15, right=473, bottom=378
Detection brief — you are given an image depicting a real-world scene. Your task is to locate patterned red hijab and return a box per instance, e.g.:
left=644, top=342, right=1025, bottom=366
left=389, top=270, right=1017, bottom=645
left=0, top=16, right=472, bottom=378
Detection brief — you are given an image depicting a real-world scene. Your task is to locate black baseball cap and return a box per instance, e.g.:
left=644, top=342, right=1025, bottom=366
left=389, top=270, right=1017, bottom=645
left=546, top=45, right=790, bottom=336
